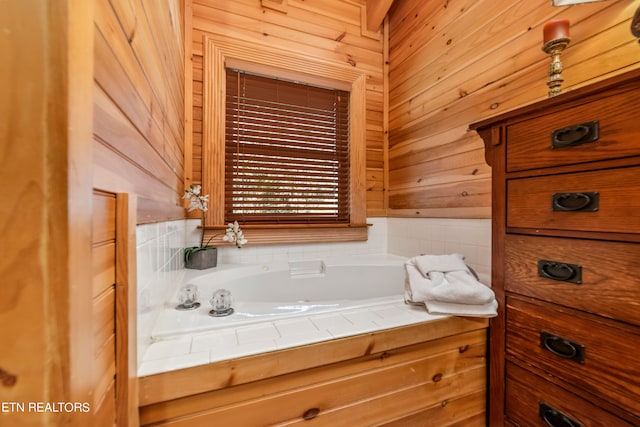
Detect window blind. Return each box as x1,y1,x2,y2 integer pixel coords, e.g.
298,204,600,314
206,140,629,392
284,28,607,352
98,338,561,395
225,68,350,224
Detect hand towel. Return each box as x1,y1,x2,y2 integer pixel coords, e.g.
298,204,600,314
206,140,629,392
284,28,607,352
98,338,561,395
426,270,495,305
404,260,431,303
420,299,498,318
404,255,497,318
414,253,468,275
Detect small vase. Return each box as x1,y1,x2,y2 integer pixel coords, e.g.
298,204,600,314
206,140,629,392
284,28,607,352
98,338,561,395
185,247,218,270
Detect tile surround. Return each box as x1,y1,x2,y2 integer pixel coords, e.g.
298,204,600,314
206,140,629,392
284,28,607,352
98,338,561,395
136,220,186,364
387,217,491,284
136,217,388,367
136,216,491,376
211,216,389,264
138,300,447,377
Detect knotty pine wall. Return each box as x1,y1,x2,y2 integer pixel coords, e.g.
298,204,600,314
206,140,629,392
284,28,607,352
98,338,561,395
188,0,387,216
92,0,185,422
387,0,640,219
94,0,186,221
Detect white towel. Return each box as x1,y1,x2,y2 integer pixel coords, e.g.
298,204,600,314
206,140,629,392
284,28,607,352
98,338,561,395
414,253,468,275
419,299,498,318
404,255,497,318
404,260,432,303
426,270,495,305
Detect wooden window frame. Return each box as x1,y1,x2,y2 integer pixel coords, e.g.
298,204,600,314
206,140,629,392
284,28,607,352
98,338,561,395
203,36,368,244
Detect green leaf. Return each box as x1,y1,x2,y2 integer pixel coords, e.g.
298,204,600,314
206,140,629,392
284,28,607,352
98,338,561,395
183,245,217,263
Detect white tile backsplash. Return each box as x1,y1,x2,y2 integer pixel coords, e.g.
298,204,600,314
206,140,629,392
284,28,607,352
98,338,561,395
136,219,187,365
216,217,388,264
387,217,491,285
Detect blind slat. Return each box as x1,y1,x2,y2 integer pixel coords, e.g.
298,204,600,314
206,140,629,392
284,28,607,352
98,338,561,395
224,138,349,155
227,162,346,174
225,68,350,224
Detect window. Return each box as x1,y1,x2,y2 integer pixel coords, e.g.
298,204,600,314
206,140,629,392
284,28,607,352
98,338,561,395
225,69,350,224
202,37,368,244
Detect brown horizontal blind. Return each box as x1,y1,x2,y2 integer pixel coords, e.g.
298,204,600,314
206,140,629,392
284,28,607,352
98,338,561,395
225,68,350,224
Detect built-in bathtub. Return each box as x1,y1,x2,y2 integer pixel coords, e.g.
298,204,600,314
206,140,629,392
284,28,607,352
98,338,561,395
153,254,410,334
137,254,489,425
139,254,456,376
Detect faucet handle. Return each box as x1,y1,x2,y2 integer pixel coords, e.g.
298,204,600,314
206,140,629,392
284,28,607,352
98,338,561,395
209,289,233,317
176,284,200,310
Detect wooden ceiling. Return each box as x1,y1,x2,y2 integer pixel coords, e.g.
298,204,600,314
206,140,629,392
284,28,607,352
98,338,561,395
260,0,395,32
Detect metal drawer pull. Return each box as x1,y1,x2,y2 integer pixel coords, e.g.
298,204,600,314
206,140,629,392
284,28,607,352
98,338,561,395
552,192,599,212
538,260,582,284
539,402,583,427
551,120,599,149
540,331,585,364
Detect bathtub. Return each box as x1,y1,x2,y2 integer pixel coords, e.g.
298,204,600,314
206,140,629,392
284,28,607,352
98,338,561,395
139,254,489,424
140,254,456,377
151,254,410,338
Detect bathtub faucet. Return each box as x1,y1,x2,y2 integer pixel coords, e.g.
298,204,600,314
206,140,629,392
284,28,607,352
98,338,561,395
176,284,200,311
209,289,234,317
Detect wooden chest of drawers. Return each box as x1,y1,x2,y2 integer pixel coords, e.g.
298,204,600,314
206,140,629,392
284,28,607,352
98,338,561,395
470,69,640,427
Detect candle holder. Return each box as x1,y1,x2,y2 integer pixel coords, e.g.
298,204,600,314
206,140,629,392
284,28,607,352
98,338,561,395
542,37,570,97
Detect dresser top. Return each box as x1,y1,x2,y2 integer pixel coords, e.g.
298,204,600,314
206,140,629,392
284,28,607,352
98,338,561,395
469,68,640,132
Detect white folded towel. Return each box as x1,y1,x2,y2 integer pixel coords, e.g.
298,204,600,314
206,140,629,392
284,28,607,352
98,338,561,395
426,270,495,305
414,253,468,275
418,299,498,318
404,254,497,318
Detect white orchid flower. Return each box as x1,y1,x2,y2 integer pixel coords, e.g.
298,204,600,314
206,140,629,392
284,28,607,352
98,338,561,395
222,220,248,248
182,185,248,251
182,184,209,212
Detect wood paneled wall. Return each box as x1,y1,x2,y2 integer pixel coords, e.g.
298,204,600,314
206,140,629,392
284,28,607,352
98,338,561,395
188,0,387,216
387,0,640,218
91,191,117,426
94,0,186,222
91,0,185,423
0,1,95,425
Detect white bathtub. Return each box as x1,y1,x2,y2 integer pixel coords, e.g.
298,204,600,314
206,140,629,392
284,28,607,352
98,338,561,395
151,254,408,338
139,254,454,377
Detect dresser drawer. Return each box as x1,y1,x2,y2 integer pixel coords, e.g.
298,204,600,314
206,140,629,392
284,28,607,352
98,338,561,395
506,362,634,427
504,234,640,325
505,89,639,172
506,297,640,416
507,166,640,234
